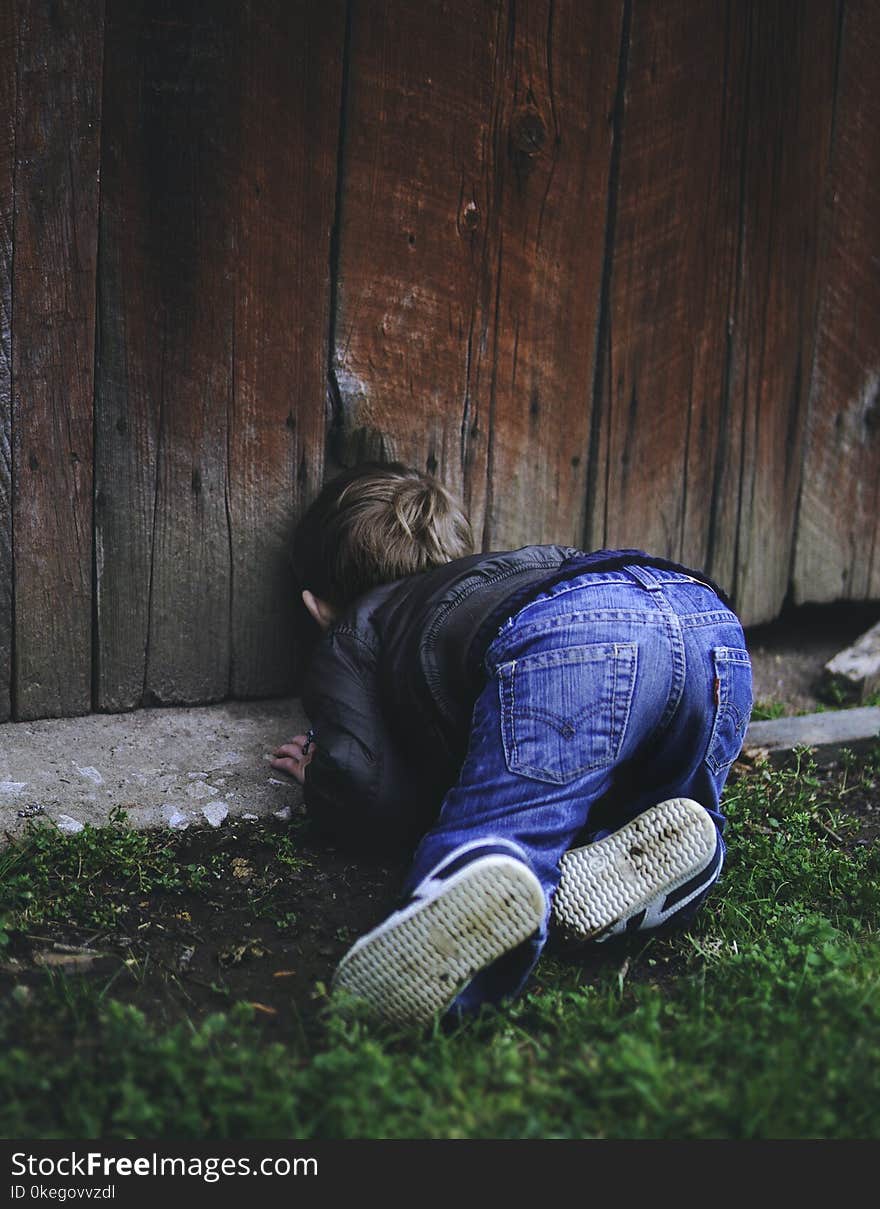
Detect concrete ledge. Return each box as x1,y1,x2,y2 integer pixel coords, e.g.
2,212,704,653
3,698,878,843
743,707,880,767
0,697,309,841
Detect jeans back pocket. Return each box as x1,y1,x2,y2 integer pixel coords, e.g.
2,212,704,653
705,647,753,776
497,642,638,784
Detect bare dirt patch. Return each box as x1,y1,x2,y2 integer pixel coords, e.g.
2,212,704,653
0,815,406,1044
747,601,880,713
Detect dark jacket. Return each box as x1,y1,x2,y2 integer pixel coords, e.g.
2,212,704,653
301,545,725,854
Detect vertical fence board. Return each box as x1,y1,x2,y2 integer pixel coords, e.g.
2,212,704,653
96,1,237,708
332,0,498,506
594,0,837,625
143,1,234,705
719,0,838,623
228,1,343,699
461,0,622,549
94,1,158,710
333,0,621,549
793,0,880,605
0,6,15,721
12,0,102,720
589,0,744,575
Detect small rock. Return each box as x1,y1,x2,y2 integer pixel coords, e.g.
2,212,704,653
273,806,292,822
16,803,45,819
162,805,190,830
202,801,229,828
56,814,85,834
74,765,104,786
185,781,213,800
821,618,880,704
0,781,27,796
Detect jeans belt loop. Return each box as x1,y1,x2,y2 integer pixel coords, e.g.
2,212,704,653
625,564,663,590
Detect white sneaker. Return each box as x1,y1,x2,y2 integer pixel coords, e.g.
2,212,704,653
552,798,722,943
332,846,545,1028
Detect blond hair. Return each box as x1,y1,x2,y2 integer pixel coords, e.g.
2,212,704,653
292,462,475,608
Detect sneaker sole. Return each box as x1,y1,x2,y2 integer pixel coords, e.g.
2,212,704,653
332,855,545,1028
552,797,718,941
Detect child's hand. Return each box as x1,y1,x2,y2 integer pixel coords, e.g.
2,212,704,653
270,733,317,786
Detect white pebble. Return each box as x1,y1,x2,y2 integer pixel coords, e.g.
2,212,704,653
202,801,229,828
162,805,190,831
185,780,213,800
56,814,85,834
74,765,104,786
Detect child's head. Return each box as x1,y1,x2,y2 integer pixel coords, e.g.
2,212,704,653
292,462,474,622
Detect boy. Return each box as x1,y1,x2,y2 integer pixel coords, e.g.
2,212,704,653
272,463,752,1027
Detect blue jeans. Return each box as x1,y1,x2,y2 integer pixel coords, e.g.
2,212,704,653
401,565,753,1011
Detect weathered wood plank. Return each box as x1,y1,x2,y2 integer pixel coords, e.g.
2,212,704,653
142,0,235,707
12,0,103,720
589,0,745,577
333,0,621,549
94,2,157,711
0,5,15,722
95,1,236,709
793,0,880,607
228,0,343,699
592,0,837,629
332,0,499,505
462,0,623,549
718,0,839,624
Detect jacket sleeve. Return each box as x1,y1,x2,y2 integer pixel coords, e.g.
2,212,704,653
300,624,432,855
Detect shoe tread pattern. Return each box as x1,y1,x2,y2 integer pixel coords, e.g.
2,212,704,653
552,798,716,939
333,857,544,1028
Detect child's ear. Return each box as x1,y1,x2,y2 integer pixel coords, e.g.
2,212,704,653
301,589,337,630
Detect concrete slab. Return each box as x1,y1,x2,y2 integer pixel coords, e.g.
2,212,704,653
3,695,878,844
0,697,309,842
742,706,880,767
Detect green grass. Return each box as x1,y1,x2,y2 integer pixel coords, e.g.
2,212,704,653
752,690,880,719
0,805,225,937
1,745,879,1139
751,698,788,721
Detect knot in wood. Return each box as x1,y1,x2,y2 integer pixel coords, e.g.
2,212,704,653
462,201,480,231
510,108,546,157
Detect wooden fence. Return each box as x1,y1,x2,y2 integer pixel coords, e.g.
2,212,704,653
1,0,878,722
